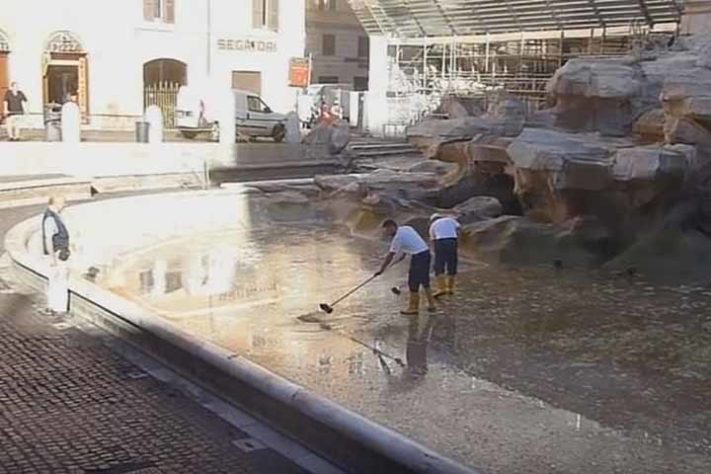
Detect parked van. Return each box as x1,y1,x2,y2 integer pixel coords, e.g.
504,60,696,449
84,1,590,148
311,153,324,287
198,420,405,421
176,86,287,142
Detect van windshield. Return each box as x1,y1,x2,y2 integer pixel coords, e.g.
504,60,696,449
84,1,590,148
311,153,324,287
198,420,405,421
247,96,270,113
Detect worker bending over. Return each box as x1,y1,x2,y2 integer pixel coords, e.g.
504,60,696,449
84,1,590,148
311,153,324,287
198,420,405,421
375,219,436,315
429,213,461,297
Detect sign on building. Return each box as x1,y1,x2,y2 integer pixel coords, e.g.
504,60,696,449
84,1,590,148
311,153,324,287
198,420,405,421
289,57,310,88
217,38,277,53
45,31,84,53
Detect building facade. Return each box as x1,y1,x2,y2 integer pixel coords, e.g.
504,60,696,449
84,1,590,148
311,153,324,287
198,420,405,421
349,0,684,137
305,0,369,90
0,0,305,129
680,0,711,34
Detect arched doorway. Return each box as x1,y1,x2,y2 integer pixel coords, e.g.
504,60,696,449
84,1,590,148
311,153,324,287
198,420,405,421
143,58,187,128
42,31,89,123
0,29,10,103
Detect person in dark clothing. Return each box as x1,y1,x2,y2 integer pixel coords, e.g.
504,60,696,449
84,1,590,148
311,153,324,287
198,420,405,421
3,82,28,141
42,196,70,315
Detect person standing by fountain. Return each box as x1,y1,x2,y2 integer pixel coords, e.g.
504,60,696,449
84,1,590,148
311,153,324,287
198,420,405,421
375,220,436,315
429,214,461,297
42,196,70,315
3,82,28,141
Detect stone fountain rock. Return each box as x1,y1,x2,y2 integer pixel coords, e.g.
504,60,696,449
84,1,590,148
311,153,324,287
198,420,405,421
315,34,711,275
453,196,503,224
406,97,525,160
303,119,350,156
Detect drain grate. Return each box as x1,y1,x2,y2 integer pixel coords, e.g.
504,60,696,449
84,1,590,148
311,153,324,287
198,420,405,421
51,322,72,331
83,460,157,473
232,437,267,453
125,369,149,380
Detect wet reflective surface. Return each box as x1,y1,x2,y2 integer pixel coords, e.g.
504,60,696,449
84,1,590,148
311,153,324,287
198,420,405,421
102,196,711,473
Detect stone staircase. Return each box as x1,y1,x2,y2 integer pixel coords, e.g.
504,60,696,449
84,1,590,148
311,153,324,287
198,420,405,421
347,138,422,159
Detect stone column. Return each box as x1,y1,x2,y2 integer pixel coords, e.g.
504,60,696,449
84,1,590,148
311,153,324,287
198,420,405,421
366,35,390,138
144,105,164,144
218,88,236,146
61,101,81,143
285,111,301,143
150,258,167,298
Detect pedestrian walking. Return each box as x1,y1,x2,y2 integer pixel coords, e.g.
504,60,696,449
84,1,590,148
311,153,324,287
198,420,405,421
42,196,71,315
429,213,461,297
375,219,436,315
3,82,28,141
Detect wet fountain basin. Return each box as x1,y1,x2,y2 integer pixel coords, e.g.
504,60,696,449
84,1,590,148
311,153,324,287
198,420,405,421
6,187,711,473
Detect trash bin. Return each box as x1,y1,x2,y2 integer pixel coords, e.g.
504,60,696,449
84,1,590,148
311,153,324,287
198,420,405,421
44,104,62,142
135,121,150,143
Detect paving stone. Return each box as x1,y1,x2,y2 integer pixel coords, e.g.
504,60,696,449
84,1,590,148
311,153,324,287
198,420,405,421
0,203,307,474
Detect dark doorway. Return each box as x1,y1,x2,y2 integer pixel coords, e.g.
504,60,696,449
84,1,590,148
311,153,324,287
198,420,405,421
143,58,187,86
46,65,79,104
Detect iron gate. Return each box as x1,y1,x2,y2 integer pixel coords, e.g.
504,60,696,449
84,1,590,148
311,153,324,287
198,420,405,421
144,81,180,129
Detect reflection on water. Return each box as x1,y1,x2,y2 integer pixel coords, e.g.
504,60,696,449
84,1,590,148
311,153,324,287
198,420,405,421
406,313,434,378
102,208,711,473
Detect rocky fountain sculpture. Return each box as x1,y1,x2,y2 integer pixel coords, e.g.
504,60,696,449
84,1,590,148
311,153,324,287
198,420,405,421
257,34,711,281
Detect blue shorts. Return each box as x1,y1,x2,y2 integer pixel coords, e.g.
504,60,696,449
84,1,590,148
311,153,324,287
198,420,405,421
408,250,431,292
434,238,458,276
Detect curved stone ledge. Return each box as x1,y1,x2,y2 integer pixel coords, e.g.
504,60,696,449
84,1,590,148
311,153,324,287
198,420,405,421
4,189,475,474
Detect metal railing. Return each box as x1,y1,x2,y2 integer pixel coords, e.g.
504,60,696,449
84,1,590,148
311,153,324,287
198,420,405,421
144,82,180,129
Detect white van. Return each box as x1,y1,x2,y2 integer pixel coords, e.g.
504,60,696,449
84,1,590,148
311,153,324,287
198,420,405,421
176,87,287,142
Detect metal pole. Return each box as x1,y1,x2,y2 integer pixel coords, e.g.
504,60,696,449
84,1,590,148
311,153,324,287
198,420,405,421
207,0,212,74
423,38,428,92
485,33,490,74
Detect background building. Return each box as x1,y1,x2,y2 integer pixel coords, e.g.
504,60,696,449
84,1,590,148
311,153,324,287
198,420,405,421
0,0,305,129
347,0,686,136
305,0,369,90
680,0,711,34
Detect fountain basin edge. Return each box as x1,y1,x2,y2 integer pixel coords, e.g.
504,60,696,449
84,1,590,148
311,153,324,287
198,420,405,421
3,191,477,474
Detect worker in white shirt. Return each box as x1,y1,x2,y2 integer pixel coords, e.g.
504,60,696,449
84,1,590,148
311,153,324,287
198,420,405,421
429,213,461,297
375,219,436,315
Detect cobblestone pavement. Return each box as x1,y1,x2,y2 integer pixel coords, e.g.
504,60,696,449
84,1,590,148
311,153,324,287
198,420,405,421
0,293,310,474
0,203,309,474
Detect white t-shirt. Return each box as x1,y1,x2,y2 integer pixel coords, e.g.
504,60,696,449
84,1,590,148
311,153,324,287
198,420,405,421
429,217,461,240
390,226,429,255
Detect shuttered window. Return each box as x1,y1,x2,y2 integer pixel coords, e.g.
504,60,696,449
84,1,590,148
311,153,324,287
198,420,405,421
144,0,175,24
358,36,369,58
253,0,279,31
322,34,335,56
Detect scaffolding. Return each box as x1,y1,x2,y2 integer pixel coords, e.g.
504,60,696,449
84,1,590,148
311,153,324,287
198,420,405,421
348,0,684,132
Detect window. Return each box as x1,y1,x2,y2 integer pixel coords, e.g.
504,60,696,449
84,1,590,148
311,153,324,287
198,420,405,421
318,0,337,11
232,71,262,95
318,76,339,84
144,0,175,24
353,76,368,91
247,96,270,113
322,34,335,56
358,36,369,58
253,0,279,31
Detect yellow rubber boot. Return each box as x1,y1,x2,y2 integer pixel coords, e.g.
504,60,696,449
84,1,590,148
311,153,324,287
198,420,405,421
424,288,437,312
432,275,448,298
400,292,419,316
446,275,456,295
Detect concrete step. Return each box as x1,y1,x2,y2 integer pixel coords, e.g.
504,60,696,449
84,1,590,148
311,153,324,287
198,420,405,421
0,176,93,209
348,142,415,150
352,149,422,158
